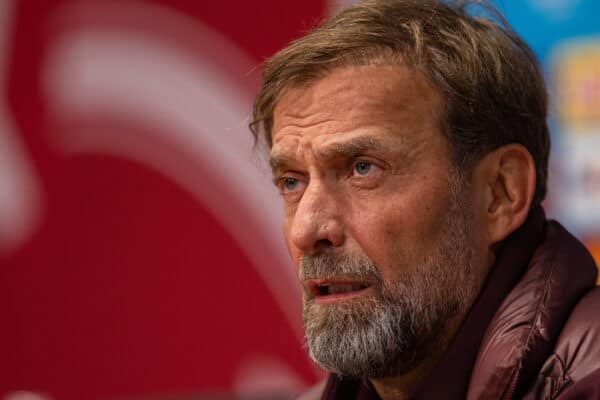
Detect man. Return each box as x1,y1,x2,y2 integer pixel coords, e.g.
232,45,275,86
250,1,600,399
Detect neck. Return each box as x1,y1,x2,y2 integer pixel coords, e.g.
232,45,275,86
370,363,431,400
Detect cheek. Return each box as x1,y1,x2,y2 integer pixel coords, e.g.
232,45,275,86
347,184,453,280
346,205,406,274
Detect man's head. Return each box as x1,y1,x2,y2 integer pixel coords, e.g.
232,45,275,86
251,0,548,382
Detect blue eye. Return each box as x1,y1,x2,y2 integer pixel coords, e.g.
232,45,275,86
354,161,372,176
283,177,299,191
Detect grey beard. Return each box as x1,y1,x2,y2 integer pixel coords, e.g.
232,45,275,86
301,179,478,379
302,254,461,379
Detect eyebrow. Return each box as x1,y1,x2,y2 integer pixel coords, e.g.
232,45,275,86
269,136,387,174
317,136,385,160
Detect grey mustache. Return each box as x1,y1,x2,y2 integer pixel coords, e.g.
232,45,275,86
300,252,383,282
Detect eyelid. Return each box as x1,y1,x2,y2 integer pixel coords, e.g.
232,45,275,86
272,168,299,184
350,157,386,173
275,171,308,194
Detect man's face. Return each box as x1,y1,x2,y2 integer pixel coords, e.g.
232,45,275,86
270,64,485,378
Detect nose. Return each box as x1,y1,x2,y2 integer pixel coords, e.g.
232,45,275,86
287,180,345,254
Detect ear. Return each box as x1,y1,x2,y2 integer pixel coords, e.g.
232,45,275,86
473,144,536,245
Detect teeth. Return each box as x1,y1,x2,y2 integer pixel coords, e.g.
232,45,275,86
320,284,366,295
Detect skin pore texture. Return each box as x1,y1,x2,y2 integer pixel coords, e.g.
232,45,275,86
269,64,534,400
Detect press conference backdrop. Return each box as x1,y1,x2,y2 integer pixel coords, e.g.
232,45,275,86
0,1,598,399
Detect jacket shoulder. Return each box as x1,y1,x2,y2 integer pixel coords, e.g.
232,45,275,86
525,287,600,399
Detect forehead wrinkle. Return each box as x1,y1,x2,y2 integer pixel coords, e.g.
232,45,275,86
269,134,314,175
273,82,348,132
274,118,340,135
273,70,390,137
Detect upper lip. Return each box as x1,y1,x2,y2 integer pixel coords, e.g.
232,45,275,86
306,279,373,297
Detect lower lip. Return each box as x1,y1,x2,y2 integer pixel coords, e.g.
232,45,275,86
314,286,371,304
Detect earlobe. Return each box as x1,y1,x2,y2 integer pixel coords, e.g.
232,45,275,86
480,144,536,245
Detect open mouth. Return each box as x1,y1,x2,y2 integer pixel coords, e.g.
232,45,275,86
307,280,372,303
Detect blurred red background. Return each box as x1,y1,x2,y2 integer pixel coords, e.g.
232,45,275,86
0,1,331,399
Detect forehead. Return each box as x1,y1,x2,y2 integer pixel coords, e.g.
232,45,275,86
271,64,443,152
